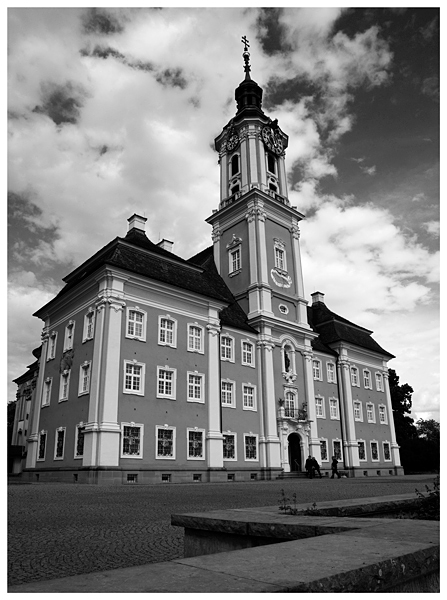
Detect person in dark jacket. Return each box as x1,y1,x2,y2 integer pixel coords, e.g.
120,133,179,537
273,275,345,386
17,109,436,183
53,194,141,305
311,457,322,478
305,455,313,478
331,456,341,479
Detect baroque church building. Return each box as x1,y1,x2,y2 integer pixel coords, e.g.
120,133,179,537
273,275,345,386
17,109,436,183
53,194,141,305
14,44,403,483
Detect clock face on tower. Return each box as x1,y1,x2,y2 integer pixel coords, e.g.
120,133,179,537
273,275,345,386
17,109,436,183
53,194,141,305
262,126,283,155
226,130,240,152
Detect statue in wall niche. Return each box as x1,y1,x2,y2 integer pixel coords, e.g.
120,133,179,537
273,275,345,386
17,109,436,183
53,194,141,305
284,348,291,372
60,349,74,373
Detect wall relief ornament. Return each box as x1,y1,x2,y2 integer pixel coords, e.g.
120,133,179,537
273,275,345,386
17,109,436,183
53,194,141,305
271,269,292,288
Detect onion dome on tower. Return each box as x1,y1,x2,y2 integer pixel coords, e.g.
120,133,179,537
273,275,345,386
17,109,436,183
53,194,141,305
234,36,264,117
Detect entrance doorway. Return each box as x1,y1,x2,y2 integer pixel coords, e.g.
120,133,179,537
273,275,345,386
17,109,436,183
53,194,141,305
288,433,302,472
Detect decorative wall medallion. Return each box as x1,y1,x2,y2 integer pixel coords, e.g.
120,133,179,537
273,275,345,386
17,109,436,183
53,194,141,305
279,304,289,314
271,269,292,288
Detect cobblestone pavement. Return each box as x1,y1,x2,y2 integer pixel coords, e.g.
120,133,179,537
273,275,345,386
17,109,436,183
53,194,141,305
8,475,436,587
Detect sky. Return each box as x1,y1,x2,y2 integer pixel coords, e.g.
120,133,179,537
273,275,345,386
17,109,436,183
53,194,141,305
7,6,440,423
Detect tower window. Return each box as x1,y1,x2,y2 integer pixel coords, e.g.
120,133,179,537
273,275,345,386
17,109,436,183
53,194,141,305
267,153,276,174
230,184,240,195
231,154,239,177
269,183,277,192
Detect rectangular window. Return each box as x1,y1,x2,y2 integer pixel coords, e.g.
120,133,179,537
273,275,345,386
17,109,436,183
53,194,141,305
122,424,143,458
351,367,359,387
327,363,336,383
157,367,176,399
315,396,325,418
284,392,296,418
42,378,52,407
83,311,95,342
64,321,75,351
127,309,146,341
229,247,241,273
275,247,285,271
221,381,235,407
379,405,387,424
124,361,145,395
241,341,254,366
329,398,339,420
79,362,91,395
54,428,66,460
358,440,366,461
242,384,256,411
188,429,205,460
363,370,371,389
370,441,379,461
313,360,321,380
376,372,384,391
188,325,203,353
320,439,328,462
187,373,204,403
38,431,47,461
383,442,391,461
75,425,85,458
244,435,258,461
366,403,376,423
220,336,234,361
159,317,176,347
353,400,363,421
333,440,342,461
59,370,71,402
47,332,57,360
223,433,236,460
156,426,175,459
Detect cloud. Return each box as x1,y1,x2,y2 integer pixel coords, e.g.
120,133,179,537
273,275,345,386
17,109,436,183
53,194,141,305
360,165,376,176
422,221,440,237
81,7,126,35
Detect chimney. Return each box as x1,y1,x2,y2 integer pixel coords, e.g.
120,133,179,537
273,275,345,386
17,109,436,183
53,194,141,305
311,291,325,305
127,214,147,233
157,239,174,252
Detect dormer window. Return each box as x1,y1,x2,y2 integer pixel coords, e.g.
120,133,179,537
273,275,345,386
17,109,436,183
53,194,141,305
231,154,240,177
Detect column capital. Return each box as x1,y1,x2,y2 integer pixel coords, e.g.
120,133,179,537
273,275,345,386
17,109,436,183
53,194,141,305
206,322,221,337
338,358,351,370
301,350,313,362
382,370,390,380
257,339,275,352
211,224,221,242
245,205,266,223
290,224,300,240
96,294,126,313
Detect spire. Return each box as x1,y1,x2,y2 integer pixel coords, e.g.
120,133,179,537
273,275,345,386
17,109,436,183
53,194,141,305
235,35,263,116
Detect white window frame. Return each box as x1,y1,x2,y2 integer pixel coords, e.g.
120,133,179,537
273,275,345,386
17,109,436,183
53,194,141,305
42,377,52,407
220,334,235,362
370,440,380,462
47,331,57,361
123,360,145,396
315,396,325,419
320,438,329,462
329,397,340,420
54,427,66,460
158,315,177,348
223,432,237,461
375,372,384,392
187,428,206,461
313,359,322,381
59,369,71,402
120,422,144,459
274,240,287,272
228,246,242,275
126,307,147,342
37,430,47,461
187,371,205,404
284,390,297,418
281,341,296,376
363,369,372,389
326,362,336,383
157,366,177,400
353,400,363,422
241,340,255,367
83,309,95,342
74,424,86,459
350,366,359,387
242,383,257,411
221,379,236,408
244,433,259,462
187,323,204,354
78,361,91,396
332,439,342,461
357,440,367,461
378,404,388,424
366,402,376,423
156,425,176,460
382,441,392,462
63,320,75,352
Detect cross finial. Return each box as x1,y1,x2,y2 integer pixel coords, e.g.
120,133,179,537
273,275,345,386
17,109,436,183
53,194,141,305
241,35,251,79
241,35,250,51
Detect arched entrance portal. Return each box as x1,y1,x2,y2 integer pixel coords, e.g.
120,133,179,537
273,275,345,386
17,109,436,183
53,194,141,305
288,433,302,472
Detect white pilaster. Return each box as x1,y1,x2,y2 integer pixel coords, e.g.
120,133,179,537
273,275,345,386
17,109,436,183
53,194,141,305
256,342,267,468
302,351,322,462
258,338,281,467
338,359,360,468
206,320,224,467
212,223,221,275
383,370,402,467
248,130,258,186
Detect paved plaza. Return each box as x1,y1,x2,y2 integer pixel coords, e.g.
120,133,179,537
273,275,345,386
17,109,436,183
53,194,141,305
8,475,435,588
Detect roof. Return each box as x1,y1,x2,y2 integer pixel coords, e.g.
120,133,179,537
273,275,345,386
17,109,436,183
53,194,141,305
307,302,394,359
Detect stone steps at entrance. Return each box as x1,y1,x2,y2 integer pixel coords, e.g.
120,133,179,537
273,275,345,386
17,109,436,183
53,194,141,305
276,472,309,479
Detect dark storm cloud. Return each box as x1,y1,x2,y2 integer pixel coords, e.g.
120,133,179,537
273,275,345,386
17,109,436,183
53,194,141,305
256,8,290,55
421,76,439,102
33,82,88,126
82,8,125,35
155,68,187,89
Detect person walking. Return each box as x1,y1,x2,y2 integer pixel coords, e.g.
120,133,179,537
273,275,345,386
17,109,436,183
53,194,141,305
331,456,341,479
305,455,313,478
311,457,322,478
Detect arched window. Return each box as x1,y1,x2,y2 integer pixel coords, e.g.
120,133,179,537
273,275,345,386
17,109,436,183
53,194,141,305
267,153,276,174
231,154,239,177
231,184,240,195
